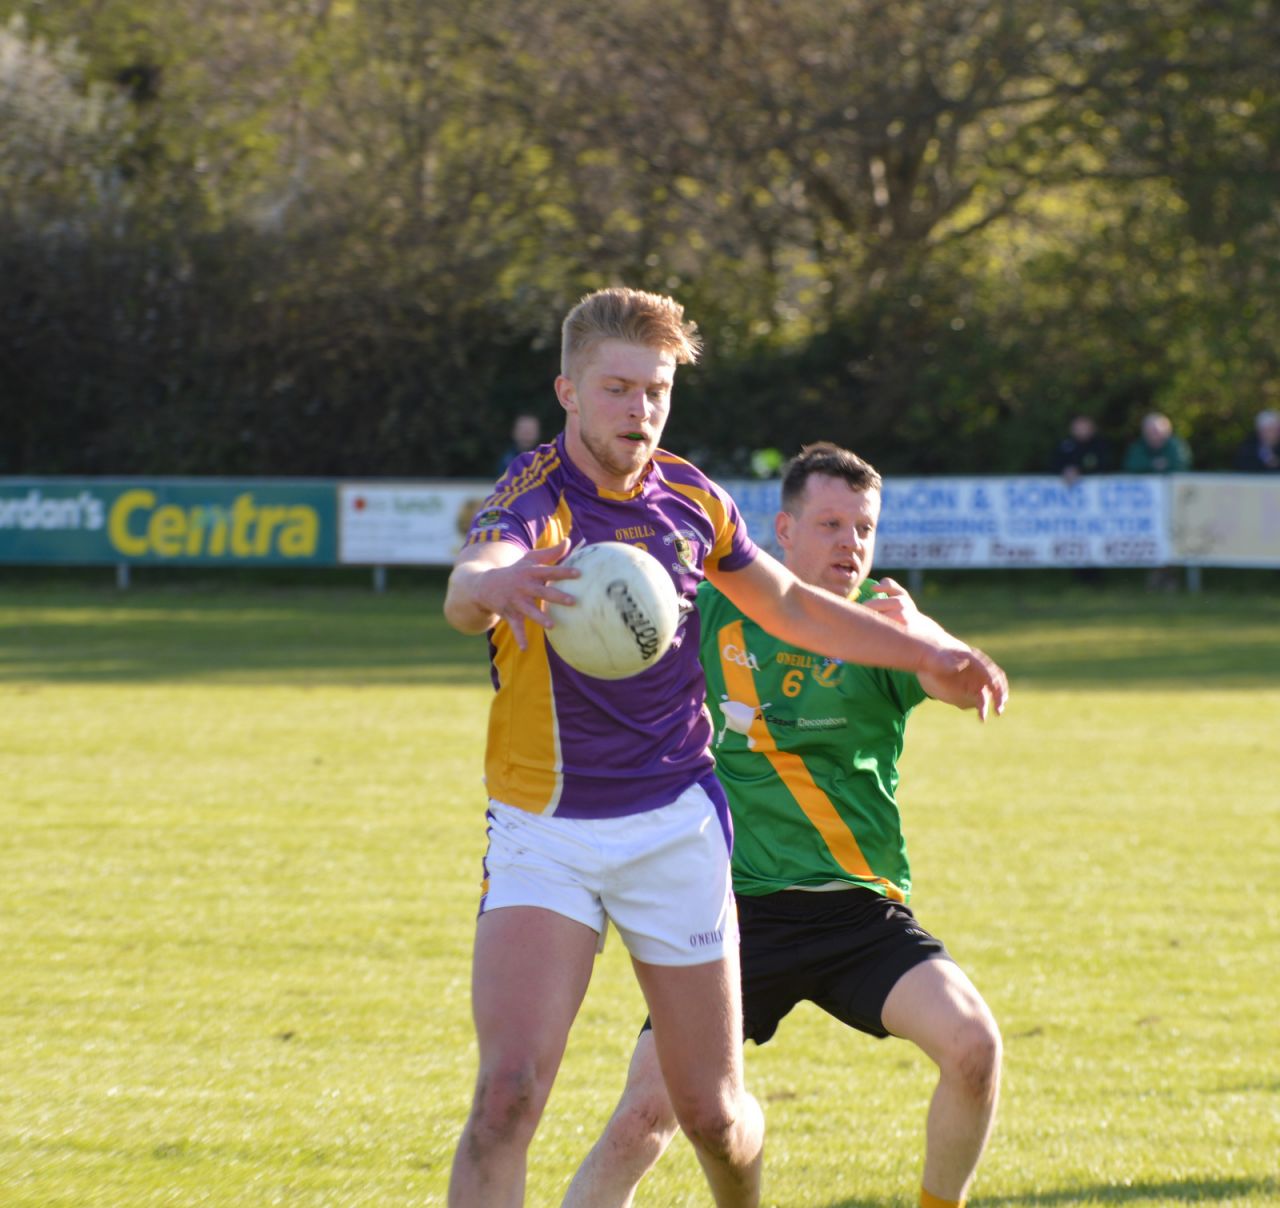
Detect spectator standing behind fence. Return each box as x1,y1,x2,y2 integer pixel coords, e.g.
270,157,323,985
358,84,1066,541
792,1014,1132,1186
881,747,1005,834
1232,409,1280,473
1123,412,1191,592
494,413,542,477
1051,414,1113,484
1051,415,1112,585
1122,412,1192,474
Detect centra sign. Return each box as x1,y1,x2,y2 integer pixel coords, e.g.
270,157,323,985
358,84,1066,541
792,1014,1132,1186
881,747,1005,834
0,480,337,566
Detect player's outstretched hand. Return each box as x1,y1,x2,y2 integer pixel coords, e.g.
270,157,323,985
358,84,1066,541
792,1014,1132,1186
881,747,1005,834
474,538,580,650
864,579,1006,719
920,644,1009,721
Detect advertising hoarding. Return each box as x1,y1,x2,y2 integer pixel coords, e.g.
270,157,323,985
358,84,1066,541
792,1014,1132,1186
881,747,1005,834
0,480,336,566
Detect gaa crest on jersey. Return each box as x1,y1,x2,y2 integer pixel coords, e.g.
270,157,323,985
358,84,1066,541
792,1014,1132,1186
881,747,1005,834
664,528,700,572
473,509,505,530
721,642,761,671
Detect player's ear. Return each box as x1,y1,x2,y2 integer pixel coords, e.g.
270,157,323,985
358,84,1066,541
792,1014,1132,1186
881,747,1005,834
554,374,577,415
774,509,793,551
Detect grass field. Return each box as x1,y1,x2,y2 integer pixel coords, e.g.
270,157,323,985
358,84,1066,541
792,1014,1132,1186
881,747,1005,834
2,572,1278,1207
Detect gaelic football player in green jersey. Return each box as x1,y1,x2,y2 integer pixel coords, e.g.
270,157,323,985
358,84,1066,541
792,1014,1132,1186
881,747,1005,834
564,443,1005,1208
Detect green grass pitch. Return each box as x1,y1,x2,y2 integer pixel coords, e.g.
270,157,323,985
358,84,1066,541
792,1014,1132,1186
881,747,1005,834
1,573,1277,1207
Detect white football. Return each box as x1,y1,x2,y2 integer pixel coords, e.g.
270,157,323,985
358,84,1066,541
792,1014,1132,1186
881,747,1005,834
545,541,680,680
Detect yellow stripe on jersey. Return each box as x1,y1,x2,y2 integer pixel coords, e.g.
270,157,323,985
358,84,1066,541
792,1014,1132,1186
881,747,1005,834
483,492,574,814
716,619,906,902
662,475,738,568
597,484,644,501
486,623,563,812
490,447,563,510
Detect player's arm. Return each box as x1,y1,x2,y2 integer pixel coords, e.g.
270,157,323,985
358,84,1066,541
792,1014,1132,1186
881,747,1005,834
862,577,999,712
443,537,576,649
708,552,1007,720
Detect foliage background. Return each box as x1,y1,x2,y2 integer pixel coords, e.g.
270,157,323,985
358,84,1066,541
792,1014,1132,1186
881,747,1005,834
2,1,1277,478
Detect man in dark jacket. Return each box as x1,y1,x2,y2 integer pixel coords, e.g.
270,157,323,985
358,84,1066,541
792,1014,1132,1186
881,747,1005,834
1051,414,1113,483
1233,409,1280,472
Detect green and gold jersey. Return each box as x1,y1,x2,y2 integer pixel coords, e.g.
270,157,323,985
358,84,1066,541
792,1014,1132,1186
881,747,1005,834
697,579,928,900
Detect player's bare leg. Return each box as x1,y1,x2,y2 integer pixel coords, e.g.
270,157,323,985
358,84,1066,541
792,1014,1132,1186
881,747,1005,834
449,906,598,1208
561,1030,678,1207
631,949,763,1208
881,960,1001,1204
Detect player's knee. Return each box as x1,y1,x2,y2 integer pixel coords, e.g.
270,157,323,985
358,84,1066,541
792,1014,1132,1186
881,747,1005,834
468,1062,546,1148
947,1014,1002,1105
610,1089,680,1159
675,1093,745,1162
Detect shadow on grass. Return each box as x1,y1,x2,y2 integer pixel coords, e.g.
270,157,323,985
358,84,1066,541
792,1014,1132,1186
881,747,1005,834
0,584,493,686
819,1175,1278,1207
912,582,1280,688
1,579,1278,687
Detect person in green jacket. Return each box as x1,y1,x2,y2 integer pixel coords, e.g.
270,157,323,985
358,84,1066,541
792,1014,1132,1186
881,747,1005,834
563,443,1006,1208
1123,412,1192,589
1122,411,1192,473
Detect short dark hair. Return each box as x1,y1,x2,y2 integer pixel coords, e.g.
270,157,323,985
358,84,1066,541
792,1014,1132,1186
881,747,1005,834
780,443,882,513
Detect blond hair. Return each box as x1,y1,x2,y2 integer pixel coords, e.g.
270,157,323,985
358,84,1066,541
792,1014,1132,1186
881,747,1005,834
560,287,702,378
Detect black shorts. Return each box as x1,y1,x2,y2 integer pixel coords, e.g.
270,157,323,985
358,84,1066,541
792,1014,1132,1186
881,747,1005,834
738,886,950,1044
640,885,951,1044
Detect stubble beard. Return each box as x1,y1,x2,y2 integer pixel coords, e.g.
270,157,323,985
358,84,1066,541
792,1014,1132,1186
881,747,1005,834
580,426,649,484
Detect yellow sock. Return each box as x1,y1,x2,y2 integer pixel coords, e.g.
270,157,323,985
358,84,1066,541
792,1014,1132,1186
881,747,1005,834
920,1190,963,1208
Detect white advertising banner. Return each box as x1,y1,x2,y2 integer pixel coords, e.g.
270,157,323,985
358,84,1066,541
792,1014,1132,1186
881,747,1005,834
874,475,1172,568
338,482,493,565
337,474,1280,569
724,474,1172,569
1170,474,1280,566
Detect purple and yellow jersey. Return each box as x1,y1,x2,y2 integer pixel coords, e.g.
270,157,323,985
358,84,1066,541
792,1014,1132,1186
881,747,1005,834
463,433,759,819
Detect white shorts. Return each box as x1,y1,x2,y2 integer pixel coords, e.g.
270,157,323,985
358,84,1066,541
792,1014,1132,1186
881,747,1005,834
480,781,737,966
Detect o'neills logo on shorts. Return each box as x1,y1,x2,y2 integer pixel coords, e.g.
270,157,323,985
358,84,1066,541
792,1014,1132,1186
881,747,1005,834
689,929,723,948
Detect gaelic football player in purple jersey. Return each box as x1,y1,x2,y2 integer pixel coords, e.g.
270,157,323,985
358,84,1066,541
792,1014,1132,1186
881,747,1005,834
443,288,1008,1207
